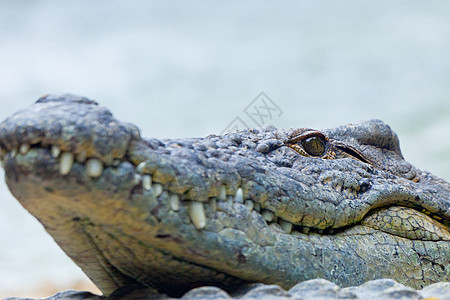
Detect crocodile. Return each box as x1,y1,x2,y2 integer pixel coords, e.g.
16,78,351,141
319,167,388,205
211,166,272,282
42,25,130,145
0,94,449,298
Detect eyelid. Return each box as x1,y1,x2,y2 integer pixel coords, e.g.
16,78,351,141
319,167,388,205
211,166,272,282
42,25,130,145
288,130,329,144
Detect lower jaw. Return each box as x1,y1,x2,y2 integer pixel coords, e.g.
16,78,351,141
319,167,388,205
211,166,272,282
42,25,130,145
77,218,249,297
2,149,250,296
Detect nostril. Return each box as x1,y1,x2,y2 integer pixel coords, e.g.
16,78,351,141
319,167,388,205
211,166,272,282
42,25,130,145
36,93,99,106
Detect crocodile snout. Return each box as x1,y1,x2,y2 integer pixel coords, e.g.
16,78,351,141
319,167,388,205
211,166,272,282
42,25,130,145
0,94,140,166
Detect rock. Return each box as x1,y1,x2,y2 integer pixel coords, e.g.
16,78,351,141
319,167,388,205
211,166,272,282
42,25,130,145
181,287,231,299
4,290,104,300
5,280,450,300
419,282,450,300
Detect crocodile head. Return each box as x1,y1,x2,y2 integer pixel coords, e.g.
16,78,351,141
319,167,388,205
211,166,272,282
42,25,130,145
0,94,449,297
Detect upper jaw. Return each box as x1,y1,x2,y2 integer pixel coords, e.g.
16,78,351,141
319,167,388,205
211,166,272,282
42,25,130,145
1,94,449,230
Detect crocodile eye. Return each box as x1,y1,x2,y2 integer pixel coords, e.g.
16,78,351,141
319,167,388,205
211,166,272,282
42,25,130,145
301,136,325,156
287,129,330,158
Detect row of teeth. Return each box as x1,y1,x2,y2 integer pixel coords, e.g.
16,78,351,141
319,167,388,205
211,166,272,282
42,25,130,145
1,144,108,178
135,161,336,235
182,187,336,235
1,143,334,236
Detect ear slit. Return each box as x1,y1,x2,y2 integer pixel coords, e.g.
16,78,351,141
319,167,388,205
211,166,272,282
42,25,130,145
333,143,378,167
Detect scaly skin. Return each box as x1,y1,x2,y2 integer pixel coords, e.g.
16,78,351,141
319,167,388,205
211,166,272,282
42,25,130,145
0,94,449,297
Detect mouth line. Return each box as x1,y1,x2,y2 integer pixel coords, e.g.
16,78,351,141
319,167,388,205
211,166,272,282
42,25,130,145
2,142,448,240
1,143,354,237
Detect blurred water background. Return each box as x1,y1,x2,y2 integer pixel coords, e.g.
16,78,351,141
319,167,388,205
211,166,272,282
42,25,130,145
0,1,449,297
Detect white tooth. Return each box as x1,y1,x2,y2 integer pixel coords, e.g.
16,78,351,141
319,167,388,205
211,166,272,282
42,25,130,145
76,150,87,163
227,196,233,207
218,186,226,201
302,227,310,234
234,188,243,203
59,152,74,175
269,223,282,232
189,202,206,229
169,194,180,211
153,183,163,197
210,197,217,212
11,148,17,157
279,220,293,234
112,159,121,167
136,162,147,174
142,175,152,190
262,210,274,222
51,145,61,158
244,199,254,211
133,174,142,185
19,144,30,154
86,158,103,178
254,202,261,212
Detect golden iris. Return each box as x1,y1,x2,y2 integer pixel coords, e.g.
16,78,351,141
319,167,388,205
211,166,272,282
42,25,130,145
300,136,325,156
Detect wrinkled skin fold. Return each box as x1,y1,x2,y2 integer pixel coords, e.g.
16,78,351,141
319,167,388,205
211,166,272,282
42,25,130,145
0,94,448,297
